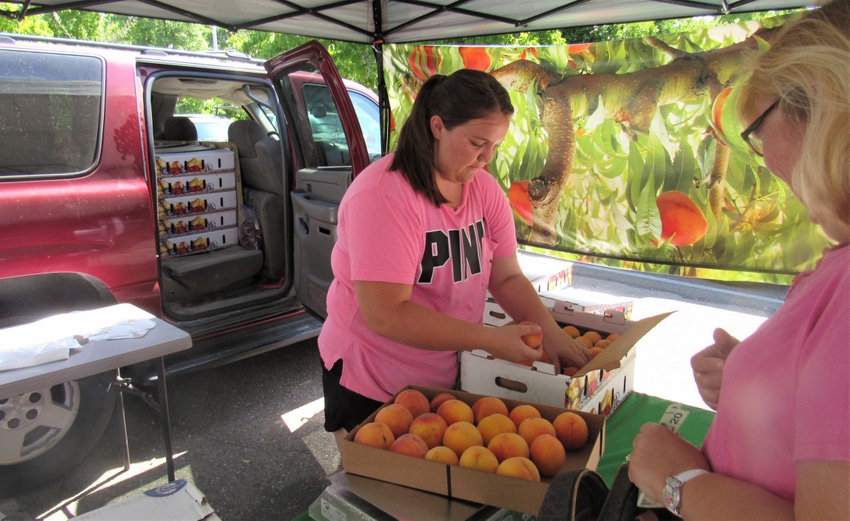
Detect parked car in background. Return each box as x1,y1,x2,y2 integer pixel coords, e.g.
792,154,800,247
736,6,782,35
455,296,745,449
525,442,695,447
0,35,369,493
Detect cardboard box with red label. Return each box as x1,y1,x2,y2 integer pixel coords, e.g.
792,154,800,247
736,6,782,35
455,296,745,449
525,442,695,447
467,297,672,415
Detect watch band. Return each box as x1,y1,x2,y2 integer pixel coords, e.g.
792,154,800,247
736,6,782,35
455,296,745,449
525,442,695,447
664,468,709,517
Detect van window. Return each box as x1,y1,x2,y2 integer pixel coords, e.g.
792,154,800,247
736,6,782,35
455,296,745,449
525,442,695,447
302,82,351,167
0,50,102,179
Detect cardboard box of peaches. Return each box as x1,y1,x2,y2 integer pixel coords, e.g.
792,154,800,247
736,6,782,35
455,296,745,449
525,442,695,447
341,386,605,515
463,297,673,416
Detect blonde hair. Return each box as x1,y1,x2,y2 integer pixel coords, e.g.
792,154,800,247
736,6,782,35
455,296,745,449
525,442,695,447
738,0,850,242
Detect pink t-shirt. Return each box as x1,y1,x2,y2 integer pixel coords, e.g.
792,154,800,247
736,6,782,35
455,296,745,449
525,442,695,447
702,244,850,501
318,153,519,402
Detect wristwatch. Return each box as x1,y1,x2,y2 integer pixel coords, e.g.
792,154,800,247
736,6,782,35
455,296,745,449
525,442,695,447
663,468,709,517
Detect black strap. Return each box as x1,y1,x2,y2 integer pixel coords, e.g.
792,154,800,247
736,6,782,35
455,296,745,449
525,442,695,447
538,467,610,521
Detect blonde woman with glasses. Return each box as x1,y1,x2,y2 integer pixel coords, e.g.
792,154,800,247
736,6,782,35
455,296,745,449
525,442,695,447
628,1,850,519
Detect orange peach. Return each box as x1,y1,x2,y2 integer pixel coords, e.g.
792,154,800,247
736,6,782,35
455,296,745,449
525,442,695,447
477,413,516,445
374,403,414,438
519,320,543,348
589,346,604,358
562,366,579,377
487,432,530,462
394,388,431,419
430,392,456,413
584,330,602,344
408,412,448,449
472,396,509,424
437,399,475,425
574,336,594,349
459,445,499,473
496,457,541,482
389,433,429,458
553,411,589,450
517,417,557,447
606,333,620,341
353,422,394,450
656,190,708,247
443,421,484,457
509,404,542,430
562,325,581,338
425,446,459,465
594,339,612,349
530,433,567,477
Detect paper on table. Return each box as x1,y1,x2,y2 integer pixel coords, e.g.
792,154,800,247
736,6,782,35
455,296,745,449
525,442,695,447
0,311,156,372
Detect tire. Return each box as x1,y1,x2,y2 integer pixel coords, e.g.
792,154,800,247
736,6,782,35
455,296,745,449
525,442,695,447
0,371,117,496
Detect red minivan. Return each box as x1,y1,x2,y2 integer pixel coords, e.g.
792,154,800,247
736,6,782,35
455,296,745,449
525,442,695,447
0,35,370,491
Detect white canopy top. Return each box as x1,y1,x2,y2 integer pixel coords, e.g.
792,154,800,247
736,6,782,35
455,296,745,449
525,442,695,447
3,0,813,43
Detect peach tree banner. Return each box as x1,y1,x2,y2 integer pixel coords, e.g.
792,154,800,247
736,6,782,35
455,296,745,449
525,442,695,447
383,15,830,279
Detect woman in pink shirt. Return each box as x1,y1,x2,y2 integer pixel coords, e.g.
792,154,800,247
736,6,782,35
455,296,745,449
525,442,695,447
319,69,591,433
628,1,850,519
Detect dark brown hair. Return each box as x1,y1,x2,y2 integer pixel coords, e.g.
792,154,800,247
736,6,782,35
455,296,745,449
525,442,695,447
390,69,514,206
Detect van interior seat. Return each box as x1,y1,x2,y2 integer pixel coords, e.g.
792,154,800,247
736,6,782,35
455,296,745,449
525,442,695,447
229,120,287,282
159,116,198,142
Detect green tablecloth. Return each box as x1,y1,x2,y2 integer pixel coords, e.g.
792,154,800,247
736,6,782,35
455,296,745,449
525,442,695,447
595,392,715,487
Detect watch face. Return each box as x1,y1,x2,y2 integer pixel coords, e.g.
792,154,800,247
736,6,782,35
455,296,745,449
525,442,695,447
664,479,682,514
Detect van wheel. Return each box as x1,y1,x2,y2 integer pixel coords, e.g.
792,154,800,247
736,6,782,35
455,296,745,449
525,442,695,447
0,371,116,497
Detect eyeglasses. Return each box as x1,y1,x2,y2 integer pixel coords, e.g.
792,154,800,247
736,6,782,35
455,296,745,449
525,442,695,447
740,99,780,156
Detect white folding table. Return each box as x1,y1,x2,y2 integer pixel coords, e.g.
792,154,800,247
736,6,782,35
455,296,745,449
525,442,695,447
0,303,192,483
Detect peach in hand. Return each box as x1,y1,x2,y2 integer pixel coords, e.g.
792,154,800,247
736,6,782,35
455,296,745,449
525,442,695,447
519,320,543,348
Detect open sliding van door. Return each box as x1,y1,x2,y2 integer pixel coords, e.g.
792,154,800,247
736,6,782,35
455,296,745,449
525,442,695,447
265,41,371,321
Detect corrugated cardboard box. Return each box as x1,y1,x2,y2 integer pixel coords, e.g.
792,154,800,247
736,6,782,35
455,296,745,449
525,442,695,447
516,250,573,292
540,287,634,319
340,386,605,516
74,480,219,521
154,144,236,177
465,306,673,413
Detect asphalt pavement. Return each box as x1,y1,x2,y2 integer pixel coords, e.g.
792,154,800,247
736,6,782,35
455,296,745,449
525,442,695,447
0,260,788,520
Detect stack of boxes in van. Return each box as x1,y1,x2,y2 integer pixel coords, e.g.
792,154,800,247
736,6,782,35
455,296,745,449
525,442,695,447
155,144,241,258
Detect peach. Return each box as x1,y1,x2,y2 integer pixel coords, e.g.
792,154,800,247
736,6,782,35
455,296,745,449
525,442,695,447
487,432,530,462
477,413,516,445
589,346,604,358
425,446,459,465
509,404,542,430
374,403,414,438
553,411,589,450
607,333,620,341
508,181,533,227
443,421,483,457
517,417,557,447
472,396,509,424
519,320,543,348
408,412,448,449
459,445,499,473
584,331,602,344
437,399,475,425
574,336,594,349
562,366,579,377
530,433,567,477
430,392,456,413
353,422,394,450
562,325,581,338
594,339,612,349
389,433,429,458
656,190,708,247
394,388,431,419
496,457,541,482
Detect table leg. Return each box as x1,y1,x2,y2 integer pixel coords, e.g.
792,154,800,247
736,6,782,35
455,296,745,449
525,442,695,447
156,357,176,482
